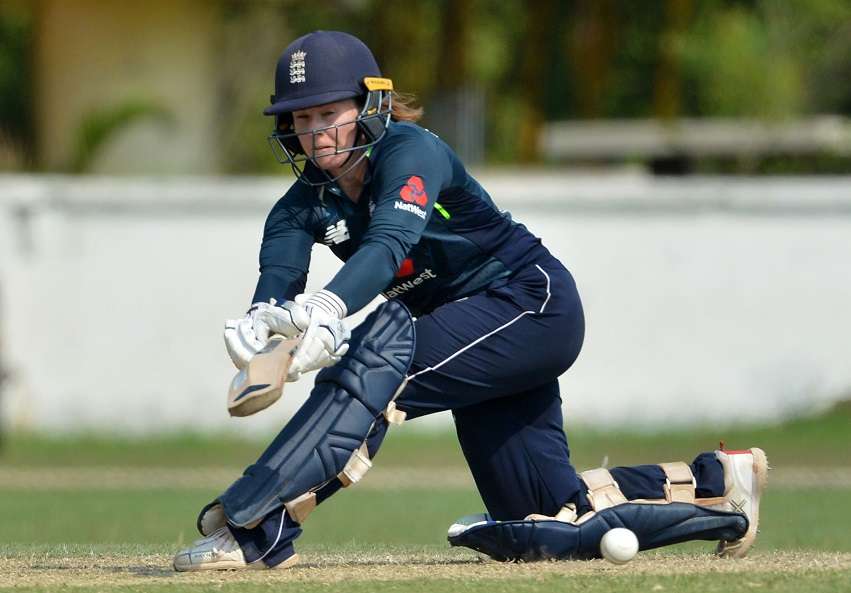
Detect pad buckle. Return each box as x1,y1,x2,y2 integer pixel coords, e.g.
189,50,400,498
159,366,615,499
384,401,407,425
554,503,578,523
659,461,697,504
580,468,627,511
284,492,317,524
338,443,372,487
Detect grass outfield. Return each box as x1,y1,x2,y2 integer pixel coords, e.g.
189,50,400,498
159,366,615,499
0,402,849,591
2,399,849,469
1,488,850,551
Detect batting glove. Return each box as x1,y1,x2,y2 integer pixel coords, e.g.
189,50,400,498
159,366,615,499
286,290,350,382
223,301,277,369
253,299,308,338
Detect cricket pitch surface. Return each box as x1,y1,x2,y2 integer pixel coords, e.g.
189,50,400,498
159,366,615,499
2,550,849,592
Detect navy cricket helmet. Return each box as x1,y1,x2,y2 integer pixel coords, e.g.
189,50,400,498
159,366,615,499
265,30,394,185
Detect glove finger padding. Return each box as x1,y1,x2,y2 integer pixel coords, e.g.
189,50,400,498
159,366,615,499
253,316,271,343
224,313,270,370
256,300,310,339
237,317,265,351
225,300,301,371
289,318,351,378
224,322,247,369
330,341,349,362
224,319,255,370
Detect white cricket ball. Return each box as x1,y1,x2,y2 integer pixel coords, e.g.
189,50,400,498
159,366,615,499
600,528,639,564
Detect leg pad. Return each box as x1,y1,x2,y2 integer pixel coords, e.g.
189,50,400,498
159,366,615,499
448,502,748,562
204,300,415,530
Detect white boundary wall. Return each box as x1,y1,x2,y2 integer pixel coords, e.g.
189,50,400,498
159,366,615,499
1,172,850,434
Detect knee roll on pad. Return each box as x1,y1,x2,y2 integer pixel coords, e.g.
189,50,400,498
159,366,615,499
207,300,415,530
448,502,748,562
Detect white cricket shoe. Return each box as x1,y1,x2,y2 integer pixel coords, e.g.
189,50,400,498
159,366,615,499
172,526,298,571
714,447,769,558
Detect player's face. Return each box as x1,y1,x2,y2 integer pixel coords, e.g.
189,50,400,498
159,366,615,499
292,99,360,172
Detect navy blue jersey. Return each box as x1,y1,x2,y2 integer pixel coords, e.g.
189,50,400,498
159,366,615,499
253,121,552,316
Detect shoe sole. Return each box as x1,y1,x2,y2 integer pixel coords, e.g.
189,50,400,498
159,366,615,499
717,447,768,558
174,557,250,571
174,553,300,572
269,553,300,570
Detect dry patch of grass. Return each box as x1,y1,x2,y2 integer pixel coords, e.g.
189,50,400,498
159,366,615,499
1,550,848,589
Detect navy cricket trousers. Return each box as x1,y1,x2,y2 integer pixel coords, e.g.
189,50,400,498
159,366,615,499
396,256,585,518
397,255,723,519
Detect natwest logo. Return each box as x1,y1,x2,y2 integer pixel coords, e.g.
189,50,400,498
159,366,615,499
394,200,426,219
383,268,437,299
400,176,427,206
396,258,415,277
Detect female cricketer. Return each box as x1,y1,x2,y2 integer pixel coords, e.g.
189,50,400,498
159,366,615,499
173,31,766,571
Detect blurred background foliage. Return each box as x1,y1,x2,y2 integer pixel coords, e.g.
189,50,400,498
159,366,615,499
67,100,175,173
1,0,850,173
0,4,33,170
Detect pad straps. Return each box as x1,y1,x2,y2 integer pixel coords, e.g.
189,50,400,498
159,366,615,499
579,462,697,511
284,492,317,524
383,400,407,425
659,461,696,504
339,442,372,486
580,468,627,510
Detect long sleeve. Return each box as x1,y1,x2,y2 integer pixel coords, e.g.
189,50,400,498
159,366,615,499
251,191,315,305
325,132,450,314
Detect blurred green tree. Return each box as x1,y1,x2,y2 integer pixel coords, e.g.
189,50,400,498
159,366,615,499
0,5,34,169
67,100,174,173
680,3,803,118
3,0,851,172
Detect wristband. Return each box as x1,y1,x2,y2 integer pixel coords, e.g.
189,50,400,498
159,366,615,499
304,289,347,319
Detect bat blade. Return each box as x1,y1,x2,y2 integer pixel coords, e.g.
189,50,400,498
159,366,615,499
227,336,300,417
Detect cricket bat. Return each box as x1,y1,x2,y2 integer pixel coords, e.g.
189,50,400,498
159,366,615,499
227,335,300,417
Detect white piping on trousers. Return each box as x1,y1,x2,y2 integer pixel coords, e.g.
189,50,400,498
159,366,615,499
407,264,551,381
249,505,287,565
537,263,551,313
